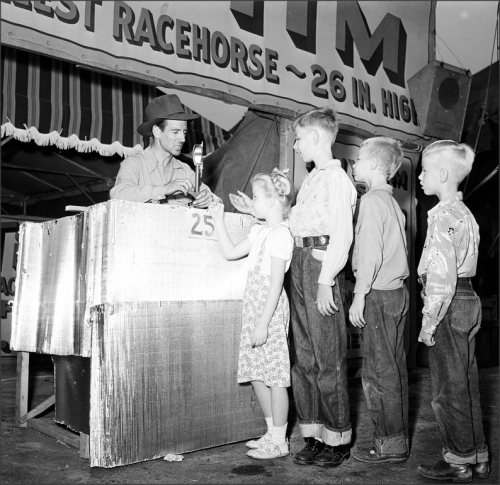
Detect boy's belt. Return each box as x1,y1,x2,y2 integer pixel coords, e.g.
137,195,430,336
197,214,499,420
294,235,330,248
419,274,471,285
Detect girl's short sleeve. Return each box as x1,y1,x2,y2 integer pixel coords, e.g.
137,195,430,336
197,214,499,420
268,225,294,262
247,223,264,244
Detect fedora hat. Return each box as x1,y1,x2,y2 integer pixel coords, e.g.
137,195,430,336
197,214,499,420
137,94,200,136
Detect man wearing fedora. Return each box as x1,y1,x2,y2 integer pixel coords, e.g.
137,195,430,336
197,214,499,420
110,94,217,207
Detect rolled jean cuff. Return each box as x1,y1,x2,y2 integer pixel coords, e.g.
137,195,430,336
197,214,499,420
374,431,408,455
477,446,489,464
299,422,324,439
322,424,352,446
442,447,479,465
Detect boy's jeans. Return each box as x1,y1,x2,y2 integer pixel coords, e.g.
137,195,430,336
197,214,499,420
290,247,352,446
362,286,409,455
424,278,489,465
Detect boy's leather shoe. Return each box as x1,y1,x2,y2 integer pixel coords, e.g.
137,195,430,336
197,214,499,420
293,438,324,465
314,444,350,467
417,460,472,483
472,461,490,479
352,447,407,464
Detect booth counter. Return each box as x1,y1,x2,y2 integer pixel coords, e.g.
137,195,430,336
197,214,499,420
11,200,266,468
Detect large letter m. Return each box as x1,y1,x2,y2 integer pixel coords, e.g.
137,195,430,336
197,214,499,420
336,2,407,88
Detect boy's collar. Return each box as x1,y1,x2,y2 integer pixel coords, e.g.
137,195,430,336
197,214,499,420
429,191,463,215
313,159,341,170
366,183,393,194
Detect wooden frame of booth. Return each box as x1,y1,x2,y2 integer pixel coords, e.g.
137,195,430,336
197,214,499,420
15,351,90,458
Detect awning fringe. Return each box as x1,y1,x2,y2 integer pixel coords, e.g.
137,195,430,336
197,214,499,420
1,122,143,157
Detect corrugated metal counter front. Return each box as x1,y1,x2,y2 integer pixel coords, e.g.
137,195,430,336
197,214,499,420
11,200,266,467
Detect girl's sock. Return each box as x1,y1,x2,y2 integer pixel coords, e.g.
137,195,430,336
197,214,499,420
271,422,287,446
265,416,274,437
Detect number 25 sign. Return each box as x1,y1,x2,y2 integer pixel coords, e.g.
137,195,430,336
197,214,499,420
187,209,217,241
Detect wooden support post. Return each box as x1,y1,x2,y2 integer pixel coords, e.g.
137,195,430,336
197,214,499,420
18,394,55,424
80,433,90,459
27,418,80,448
15,351,29,428
14,351,90,459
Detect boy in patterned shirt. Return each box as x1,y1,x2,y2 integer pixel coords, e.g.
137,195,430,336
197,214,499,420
417,140,489,483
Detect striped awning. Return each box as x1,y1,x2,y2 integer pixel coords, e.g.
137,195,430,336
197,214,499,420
1,46,229,157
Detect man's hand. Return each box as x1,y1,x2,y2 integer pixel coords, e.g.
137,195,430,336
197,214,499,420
192,189,213,208
317,283,338,317
349,293,366,328
418,329,435,347
164,178,194,196
229,190,254,215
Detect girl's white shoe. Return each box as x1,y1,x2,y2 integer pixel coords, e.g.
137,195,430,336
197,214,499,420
246,440,290,460
245,433,272,450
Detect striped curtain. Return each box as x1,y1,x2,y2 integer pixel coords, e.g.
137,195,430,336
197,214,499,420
1,46,229,157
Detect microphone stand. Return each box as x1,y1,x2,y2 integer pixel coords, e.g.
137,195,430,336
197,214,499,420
193,142,204,193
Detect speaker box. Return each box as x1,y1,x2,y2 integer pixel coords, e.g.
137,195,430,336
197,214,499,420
408,60,472,141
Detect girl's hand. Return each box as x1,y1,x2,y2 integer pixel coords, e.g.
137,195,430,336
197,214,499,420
229,191,254,215
251,323,268,347
317,283,338,316
208,200,224,220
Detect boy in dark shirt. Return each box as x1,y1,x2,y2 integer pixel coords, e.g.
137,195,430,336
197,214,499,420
348,137,410,464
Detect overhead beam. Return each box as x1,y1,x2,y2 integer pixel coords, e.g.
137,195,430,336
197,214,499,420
1,135,14,146
2,181,110,206
1,186,25,198
65,173,97,204
2,163,107,180
20,172,64,192
53,152,110,179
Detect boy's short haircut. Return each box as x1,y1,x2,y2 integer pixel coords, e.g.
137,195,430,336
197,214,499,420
293,106,339,140
423,140,475,182
361,136,403,180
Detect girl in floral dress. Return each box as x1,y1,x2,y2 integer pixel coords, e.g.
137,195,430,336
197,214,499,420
208,168,295,460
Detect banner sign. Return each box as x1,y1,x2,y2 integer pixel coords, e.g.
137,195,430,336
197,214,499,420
1,1,435,142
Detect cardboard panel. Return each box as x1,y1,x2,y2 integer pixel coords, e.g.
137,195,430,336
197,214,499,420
11,201,255,356
89,301,265,468
11,213,87,355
